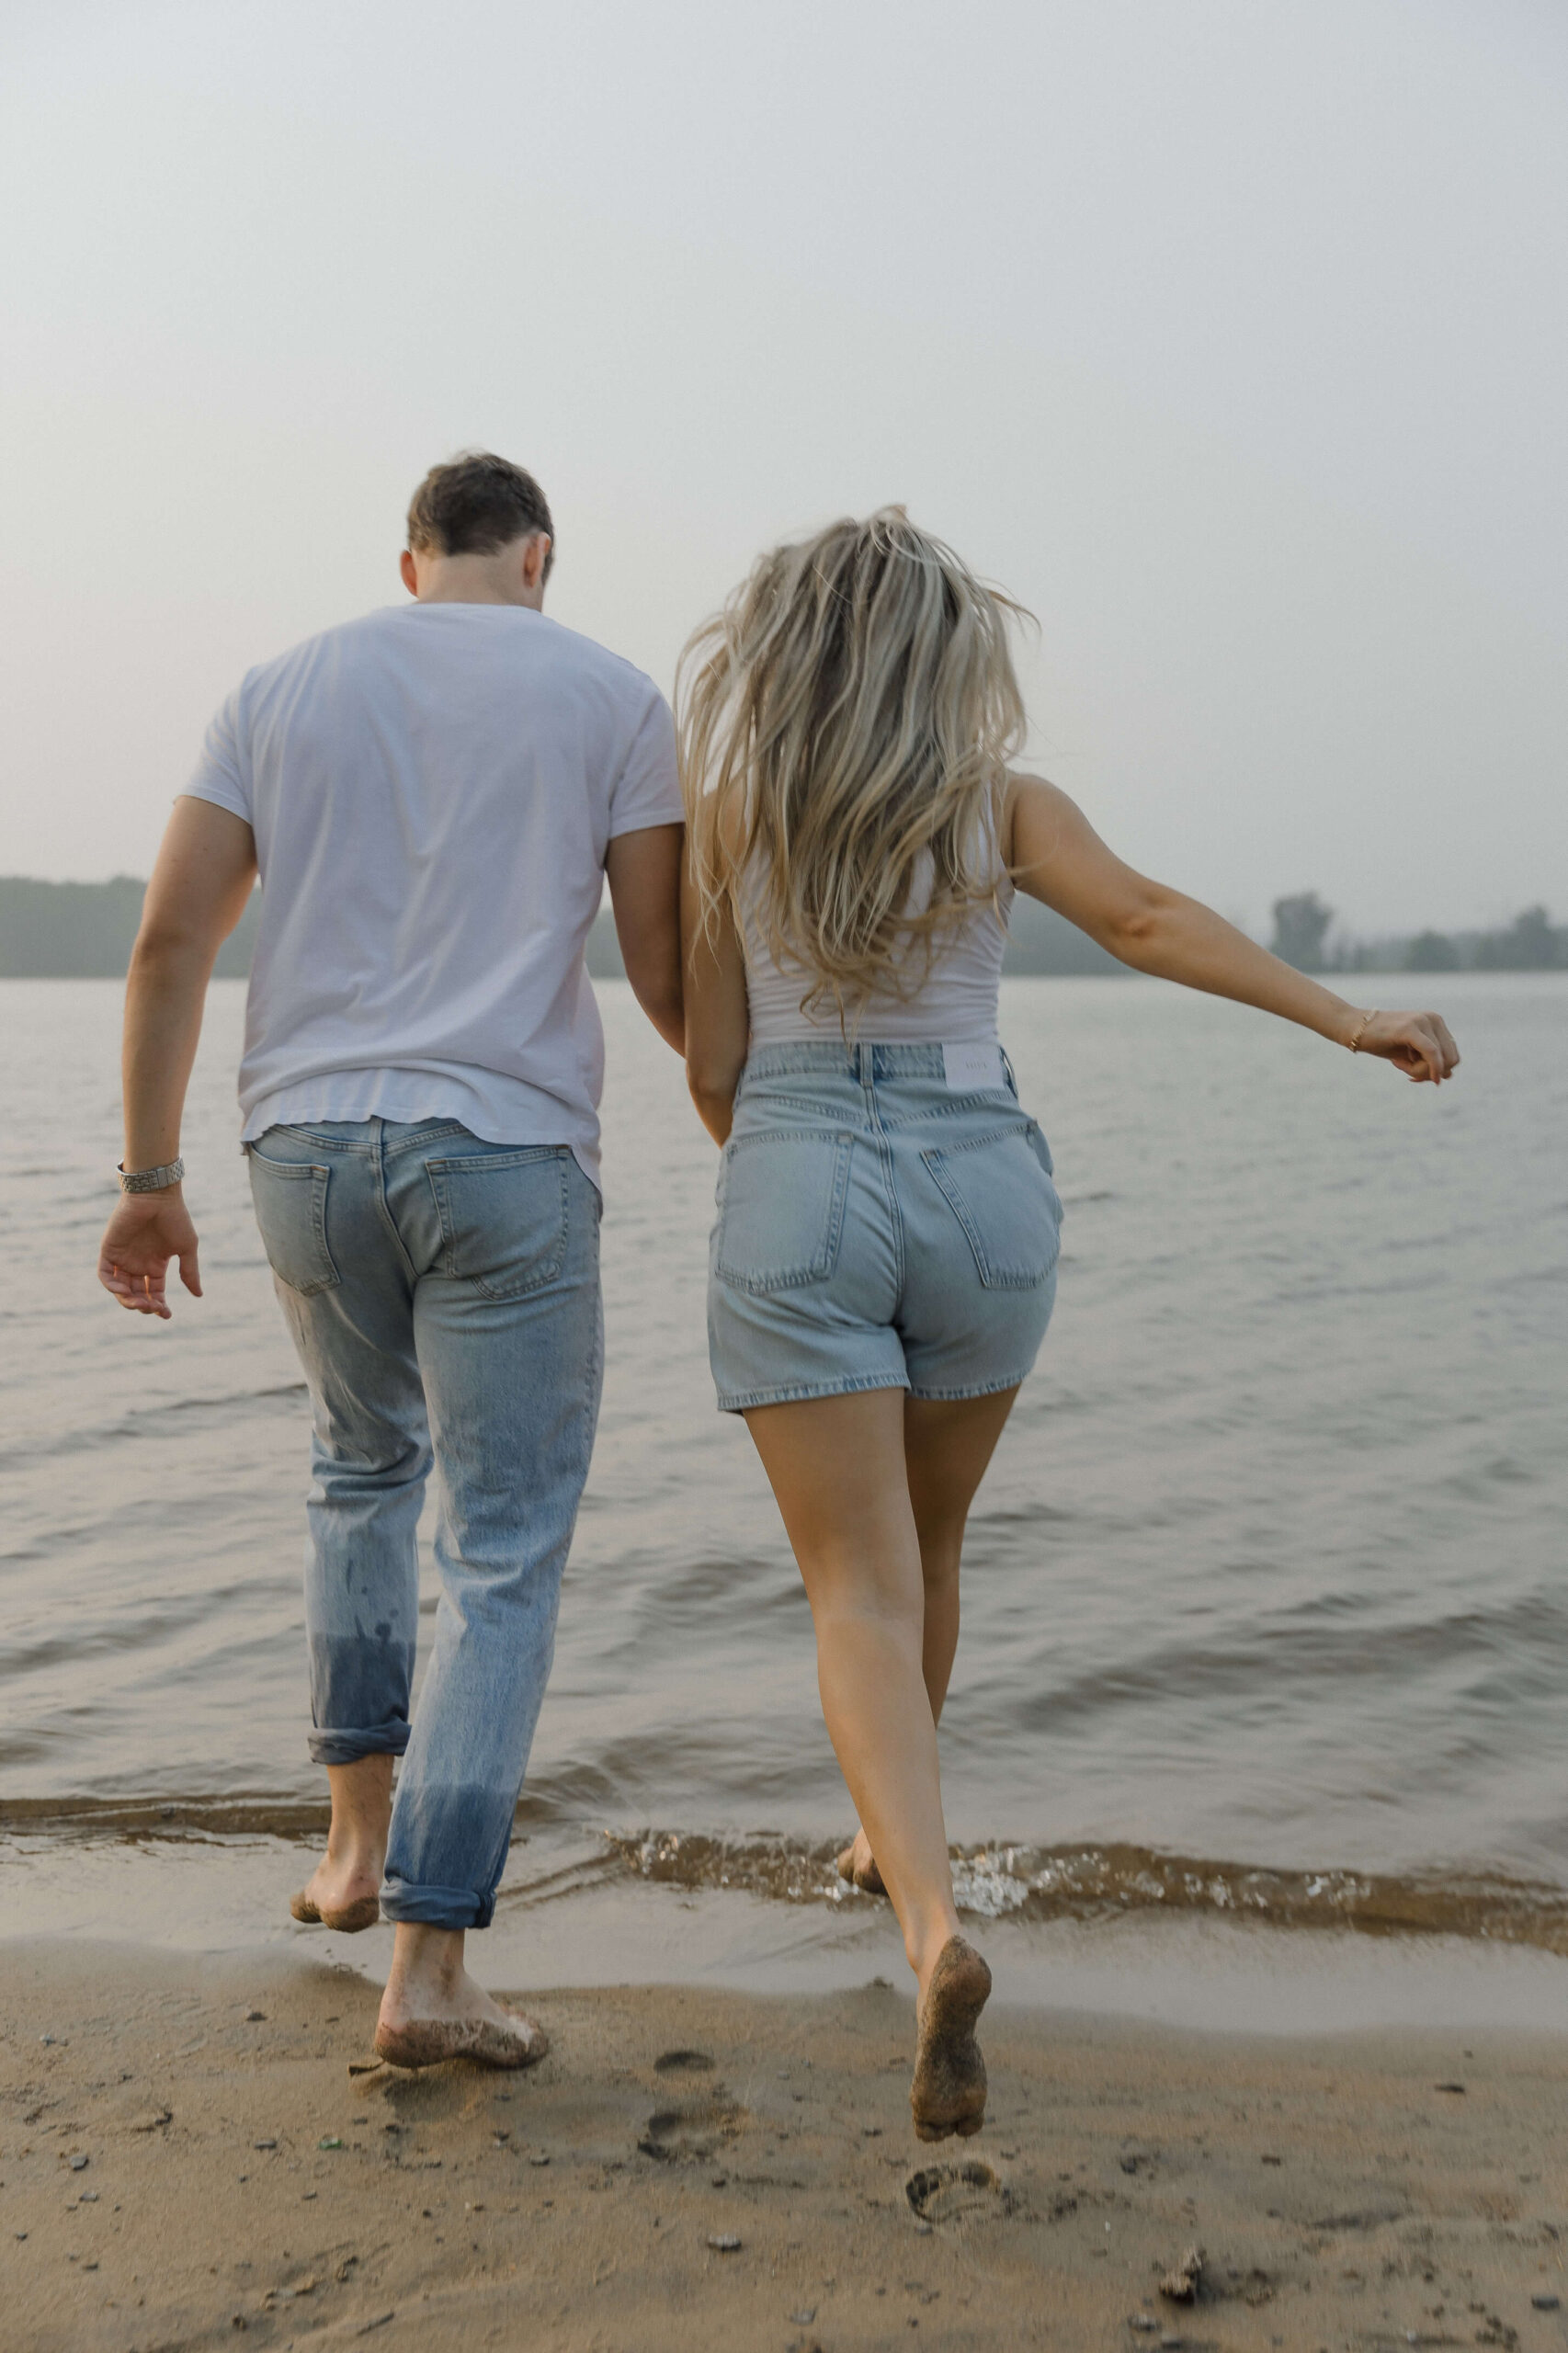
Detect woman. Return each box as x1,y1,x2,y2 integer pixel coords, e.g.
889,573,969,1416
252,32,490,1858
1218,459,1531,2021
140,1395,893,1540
677,509,1458,2142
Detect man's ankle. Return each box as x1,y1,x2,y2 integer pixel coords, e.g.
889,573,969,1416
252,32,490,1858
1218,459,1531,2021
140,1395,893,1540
387,1923,466,1997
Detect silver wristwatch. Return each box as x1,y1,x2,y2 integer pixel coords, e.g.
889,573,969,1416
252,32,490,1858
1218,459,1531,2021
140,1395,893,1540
118,1158,186,1194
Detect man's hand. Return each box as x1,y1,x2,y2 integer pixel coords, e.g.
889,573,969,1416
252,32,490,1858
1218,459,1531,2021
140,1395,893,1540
97,1190,203,1319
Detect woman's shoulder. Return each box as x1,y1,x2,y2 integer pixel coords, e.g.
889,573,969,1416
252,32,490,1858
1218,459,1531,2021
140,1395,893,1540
1000,771,1073,868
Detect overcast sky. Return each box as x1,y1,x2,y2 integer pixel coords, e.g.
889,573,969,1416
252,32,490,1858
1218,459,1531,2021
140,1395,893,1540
4,1,1564,934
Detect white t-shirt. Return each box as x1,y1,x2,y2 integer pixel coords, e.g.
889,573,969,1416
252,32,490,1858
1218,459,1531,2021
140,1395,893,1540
184,601,682,1187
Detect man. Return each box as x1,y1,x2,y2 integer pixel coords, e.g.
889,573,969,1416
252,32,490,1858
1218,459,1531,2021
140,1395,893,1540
97,452,684,2066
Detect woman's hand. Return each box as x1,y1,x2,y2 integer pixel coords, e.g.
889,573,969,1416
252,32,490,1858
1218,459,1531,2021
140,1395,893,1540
1345,1008,1460,1085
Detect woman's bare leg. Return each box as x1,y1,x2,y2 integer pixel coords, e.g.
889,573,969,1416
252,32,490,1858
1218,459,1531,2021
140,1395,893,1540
839,1386,1020,1892
744,1388,961,1992
744,1385,1004,2134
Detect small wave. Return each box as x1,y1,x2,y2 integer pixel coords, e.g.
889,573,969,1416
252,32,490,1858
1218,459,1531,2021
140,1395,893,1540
0,1384,309,1470
602,1830,1568,1953
11,1800,1568,1956
0,1795,329,1843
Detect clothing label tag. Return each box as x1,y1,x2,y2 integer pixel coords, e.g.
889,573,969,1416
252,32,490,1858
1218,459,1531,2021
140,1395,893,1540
942,1042,1005,1094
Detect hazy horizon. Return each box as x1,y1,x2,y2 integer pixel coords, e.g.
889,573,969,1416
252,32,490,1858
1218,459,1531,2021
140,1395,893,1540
4,2,1564,934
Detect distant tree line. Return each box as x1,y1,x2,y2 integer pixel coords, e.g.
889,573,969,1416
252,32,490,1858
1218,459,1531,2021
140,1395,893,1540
0,875,258,978
0,872,1125,980
1267,891,1566,974
1,874,1561,980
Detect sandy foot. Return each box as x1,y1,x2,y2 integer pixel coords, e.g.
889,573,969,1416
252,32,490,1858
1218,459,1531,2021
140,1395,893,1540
910,1933,992,2142
376,1963,549,2071
835,1825,887,1895
374,2006,548,2070
290,1884,382,1933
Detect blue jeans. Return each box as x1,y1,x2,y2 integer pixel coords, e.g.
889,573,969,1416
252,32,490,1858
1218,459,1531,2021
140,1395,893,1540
708,1041,1062,1412
246,1119,603,1929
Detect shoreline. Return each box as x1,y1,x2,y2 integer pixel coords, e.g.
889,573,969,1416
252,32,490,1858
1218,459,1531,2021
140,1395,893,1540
9,1826,1568,2038
6,1938,1567,2351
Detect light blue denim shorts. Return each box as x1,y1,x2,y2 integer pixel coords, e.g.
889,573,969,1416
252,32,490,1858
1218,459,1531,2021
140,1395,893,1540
708,1040,1062,1413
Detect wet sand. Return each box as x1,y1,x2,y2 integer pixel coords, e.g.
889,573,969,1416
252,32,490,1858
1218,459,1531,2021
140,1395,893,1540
6,1939,1567,2351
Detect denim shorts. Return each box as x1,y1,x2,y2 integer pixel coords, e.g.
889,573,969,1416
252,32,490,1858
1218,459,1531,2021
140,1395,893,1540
708,1041,1062,1413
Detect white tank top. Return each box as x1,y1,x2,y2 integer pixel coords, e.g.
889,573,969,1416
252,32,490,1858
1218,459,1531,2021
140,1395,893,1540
737,812,1013,1046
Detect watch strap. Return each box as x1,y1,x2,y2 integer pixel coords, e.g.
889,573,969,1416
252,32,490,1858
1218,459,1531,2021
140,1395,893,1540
119,1158,186,1194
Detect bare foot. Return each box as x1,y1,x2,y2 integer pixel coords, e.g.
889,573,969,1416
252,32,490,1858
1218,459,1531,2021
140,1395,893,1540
375,1968,547,2072
290,1858,382,1935
292,1755,392,1933
910,1935,991,2142
835,1826,887,1896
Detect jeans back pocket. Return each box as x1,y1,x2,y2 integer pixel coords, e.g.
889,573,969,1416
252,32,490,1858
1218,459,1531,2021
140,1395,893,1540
714,1130,854,1294
246,1148,339,1297
921,1119,1062,1290
426,1146,571,1300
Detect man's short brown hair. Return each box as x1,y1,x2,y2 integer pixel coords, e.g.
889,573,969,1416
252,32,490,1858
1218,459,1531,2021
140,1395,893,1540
406,451,554,578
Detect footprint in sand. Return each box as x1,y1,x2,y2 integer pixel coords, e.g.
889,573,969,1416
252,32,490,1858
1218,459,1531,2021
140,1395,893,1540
904,2158,1012,2224
639,2097,745,2164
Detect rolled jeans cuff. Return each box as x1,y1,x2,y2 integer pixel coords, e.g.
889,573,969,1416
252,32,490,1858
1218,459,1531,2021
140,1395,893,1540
379,1876,495,1931
307,1719,412,1768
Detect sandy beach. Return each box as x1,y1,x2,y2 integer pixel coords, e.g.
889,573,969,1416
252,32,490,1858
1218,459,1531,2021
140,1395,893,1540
6,1939,1566,2352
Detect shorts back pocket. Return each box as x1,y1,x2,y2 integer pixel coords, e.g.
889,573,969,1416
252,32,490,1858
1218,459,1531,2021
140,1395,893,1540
715,1130,853,1295
921,1120,1062,1290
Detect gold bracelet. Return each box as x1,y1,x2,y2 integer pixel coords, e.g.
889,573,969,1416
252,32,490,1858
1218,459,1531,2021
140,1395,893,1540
1346,1009,1378,1053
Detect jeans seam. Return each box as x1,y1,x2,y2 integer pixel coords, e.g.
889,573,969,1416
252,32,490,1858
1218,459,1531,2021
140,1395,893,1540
371,1125,421,1289
860,1068,905,1300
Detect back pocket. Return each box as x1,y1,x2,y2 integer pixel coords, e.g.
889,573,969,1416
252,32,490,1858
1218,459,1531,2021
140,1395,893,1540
714,1130,853,1294
247,1148,338,1297
921,1120,1062,1289
426,1146,572,1300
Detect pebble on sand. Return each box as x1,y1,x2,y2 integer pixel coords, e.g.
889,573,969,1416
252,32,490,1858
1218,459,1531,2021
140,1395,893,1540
1159,2246,1205,2303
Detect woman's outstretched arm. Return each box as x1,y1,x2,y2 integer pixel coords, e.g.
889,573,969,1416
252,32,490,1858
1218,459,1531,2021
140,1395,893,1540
682,847,750,1143
1007,776,1459,1084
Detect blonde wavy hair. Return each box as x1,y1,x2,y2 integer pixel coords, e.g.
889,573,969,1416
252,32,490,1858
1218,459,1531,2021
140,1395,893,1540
678,507,1029,1009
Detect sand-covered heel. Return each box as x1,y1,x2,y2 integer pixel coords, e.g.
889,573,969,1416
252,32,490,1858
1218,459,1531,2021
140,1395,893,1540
290,1889,381,1933
910,1935,991,2143
835,1840,888,1897
373,2008,549,2072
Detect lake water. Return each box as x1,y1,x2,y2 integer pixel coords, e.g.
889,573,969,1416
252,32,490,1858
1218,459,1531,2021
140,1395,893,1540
3,972,1565,1968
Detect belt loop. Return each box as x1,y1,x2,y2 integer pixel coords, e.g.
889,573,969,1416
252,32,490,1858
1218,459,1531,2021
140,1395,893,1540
1000,1045,1019,1100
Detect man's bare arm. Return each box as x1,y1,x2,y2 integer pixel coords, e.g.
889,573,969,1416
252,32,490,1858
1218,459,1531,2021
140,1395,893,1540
97,796,258,1318
604,822,685,1053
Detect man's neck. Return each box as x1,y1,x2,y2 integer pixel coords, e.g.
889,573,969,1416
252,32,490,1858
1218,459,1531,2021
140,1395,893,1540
415,555,543,609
